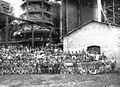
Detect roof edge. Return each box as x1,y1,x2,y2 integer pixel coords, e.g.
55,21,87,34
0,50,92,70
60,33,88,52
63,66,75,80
62,20,120,38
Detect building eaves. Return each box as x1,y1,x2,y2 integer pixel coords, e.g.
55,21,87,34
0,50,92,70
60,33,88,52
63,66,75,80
62,20,120,38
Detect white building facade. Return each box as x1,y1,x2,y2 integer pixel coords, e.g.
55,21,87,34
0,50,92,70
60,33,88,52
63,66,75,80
63,21,120,67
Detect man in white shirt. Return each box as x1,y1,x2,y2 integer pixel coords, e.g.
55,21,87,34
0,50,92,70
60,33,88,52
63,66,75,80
95,52,100,61
110,57,116,71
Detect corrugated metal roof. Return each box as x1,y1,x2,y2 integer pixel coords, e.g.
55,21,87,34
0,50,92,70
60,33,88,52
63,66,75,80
0,12,37,29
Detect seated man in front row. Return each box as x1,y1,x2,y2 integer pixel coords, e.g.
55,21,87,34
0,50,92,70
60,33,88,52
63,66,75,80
99,53,107,60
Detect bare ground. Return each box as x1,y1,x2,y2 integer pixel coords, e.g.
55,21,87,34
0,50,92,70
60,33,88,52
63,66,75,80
0,73,120,87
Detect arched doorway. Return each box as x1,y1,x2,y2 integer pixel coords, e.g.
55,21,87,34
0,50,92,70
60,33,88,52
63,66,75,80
87,45,101,54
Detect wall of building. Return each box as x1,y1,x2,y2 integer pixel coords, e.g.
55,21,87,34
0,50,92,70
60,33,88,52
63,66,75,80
63,22,120,67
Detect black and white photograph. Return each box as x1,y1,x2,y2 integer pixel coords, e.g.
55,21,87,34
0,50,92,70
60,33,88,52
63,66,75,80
0,0,119,87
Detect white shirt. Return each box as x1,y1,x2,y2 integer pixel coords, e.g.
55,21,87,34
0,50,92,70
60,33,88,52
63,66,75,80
111,59,116,63
54,48,58,52
95,54,100,61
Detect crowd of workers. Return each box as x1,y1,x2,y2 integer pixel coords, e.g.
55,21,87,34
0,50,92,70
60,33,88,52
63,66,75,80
0,45,117,75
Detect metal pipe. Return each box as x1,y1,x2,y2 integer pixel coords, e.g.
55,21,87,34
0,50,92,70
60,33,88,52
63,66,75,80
60,1,62,38
97,0,102,22
113,0,116,23
66,0,68,33
94,0,102,22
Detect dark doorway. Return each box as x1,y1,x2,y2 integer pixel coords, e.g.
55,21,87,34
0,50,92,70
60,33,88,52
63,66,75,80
87,45,101,54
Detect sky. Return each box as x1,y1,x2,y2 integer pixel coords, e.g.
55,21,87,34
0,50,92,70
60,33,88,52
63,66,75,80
3,0,60,17
4,0,23,17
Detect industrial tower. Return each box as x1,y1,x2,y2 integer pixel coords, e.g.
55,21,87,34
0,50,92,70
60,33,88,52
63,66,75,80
20,0,54,47
60,0,120,37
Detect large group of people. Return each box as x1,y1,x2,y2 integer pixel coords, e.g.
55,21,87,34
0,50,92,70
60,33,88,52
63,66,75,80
0,45,117,75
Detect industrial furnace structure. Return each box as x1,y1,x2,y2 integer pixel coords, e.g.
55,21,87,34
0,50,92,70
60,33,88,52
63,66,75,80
60,0,120,37
20,0,54,47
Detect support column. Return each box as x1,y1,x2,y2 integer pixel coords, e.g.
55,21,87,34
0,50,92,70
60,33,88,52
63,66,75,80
31,24,34,48
49,27,52,45
5,15,9,48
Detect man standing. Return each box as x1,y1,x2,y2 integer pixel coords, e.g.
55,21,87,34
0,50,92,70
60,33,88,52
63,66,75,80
110,57,116,72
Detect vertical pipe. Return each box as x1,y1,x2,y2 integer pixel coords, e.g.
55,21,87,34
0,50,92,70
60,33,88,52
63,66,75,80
65,0,69,52
42,1,44,46
65,0,68,34
50,3,52,45
60,1,62,39
113,0,115,23
97,0,102,22
5,15,9,48
65,0,67,51
94,0,102,22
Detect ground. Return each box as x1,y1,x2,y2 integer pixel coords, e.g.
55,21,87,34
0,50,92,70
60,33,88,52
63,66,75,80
0,73,120,87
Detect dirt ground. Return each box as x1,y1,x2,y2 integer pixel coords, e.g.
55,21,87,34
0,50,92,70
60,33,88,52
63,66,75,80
0,73,120,87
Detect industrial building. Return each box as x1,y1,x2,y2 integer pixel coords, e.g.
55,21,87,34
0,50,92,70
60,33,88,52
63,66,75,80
62,0,120,66
63,21,120,60
0,0,61,48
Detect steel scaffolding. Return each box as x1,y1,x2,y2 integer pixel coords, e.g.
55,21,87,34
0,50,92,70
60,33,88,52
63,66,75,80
102,0,120,25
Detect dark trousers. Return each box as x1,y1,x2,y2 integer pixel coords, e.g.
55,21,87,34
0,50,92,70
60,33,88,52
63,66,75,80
111,63,116,71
